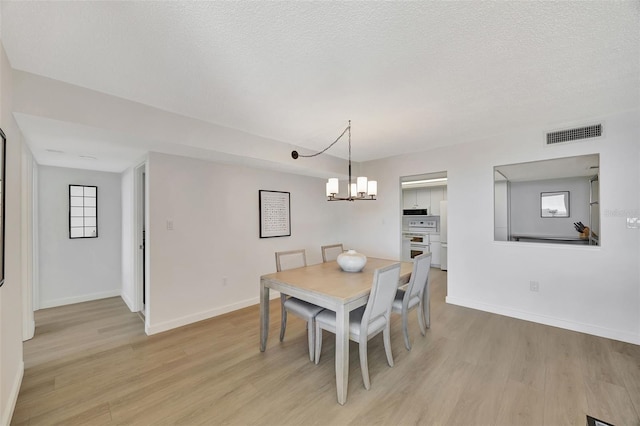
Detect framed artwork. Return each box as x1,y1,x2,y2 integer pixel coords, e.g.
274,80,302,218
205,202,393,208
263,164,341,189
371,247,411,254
69,185,98,238
259,190,291,238
541,191,570,218
0,128,5,287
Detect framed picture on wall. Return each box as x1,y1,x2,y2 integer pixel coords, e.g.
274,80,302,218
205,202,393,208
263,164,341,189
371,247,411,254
0,128,6,287
541,191,570,218
259,190,291,238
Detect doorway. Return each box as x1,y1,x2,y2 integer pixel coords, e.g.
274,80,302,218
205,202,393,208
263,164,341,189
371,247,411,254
134,163,147,316
400,172,448,271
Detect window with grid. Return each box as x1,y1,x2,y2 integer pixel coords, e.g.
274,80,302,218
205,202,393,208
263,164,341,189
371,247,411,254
69,185,98,238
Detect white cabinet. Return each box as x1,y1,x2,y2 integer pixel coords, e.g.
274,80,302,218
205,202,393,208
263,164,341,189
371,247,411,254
403,188,429,210
403,186,447,215
416,188,430,209
403,189,417,209
429,234,441,266
429,188,444,216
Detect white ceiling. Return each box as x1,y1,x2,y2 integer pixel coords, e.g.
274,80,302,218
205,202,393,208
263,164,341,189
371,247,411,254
1,1,638,172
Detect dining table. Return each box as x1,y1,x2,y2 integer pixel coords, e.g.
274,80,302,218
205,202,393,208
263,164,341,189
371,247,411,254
259,257,413,405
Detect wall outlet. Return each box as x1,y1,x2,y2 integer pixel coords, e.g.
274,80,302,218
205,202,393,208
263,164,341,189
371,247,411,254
529,281,539,292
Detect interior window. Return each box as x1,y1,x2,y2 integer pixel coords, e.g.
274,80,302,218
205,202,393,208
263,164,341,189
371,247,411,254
494,154,599,246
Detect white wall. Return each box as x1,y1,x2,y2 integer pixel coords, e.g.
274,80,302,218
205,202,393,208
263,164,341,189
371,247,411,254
494,178,508,241
38,166,122,308
121,165,135,311
510,176,590,238
0,41,26,426
144,152,350,334
356,109,640,344
20,144,35,340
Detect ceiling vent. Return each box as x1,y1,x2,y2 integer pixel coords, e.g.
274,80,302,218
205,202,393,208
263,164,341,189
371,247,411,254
546,124,602,145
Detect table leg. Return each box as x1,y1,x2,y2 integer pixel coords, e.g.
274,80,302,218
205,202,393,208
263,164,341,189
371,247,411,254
335,305,349,405
260,281,269,352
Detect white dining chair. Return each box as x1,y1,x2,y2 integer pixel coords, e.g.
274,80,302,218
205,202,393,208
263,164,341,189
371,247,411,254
321,243,344,263
314,262,401,390
392,252,432,351
275,249,325,362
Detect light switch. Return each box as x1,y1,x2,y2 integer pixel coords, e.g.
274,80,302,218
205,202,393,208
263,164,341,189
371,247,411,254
166,220,174,231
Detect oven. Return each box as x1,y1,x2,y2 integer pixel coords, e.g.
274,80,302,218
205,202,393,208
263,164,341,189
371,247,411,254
402,231,430,260
402,219,437,261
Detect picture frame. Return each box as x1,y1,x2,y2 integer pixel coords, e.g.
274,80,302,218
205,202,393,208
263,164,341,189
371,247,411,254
0,128,6,287
259,190,291,238
541,191,570,218
69,184,99,239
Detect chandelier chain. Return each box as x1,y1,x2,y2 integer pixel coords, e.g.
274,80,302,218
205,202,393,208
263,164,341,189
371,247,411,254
294,121,351,158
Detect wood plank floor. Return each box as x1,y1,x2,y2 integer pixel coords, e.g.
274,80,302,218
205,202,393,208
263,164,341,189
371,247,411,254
12,269,640,425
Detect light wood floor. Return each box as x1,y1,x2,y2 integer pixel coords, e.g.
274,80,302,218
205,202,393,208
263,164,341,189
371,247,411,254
12,269,640,425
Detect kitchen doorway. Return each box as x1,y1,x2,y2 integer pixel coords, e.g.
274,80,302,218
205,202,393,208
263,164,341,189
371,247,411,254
134,163,147,317
400,172,448,271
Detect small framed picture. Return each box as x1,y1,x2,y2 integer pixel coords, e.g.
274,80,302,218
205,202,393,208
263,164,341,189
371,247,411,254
259,190,291,238
541,191,570,218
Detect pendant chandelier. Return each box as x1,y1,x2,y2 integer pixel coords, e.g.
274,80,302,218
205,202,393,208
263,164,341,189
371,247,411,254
291,120,377,201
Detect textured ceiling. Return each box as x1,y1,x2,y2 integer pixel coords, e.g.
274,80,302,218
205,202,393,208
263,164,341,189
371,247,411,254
1,1,639,171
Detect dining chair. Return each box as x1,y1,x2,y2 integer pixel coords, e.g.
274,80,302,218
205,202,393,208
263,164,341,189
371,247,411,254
391,252,432,351
321,243,344,263
275,249,325,362
314,262,401,390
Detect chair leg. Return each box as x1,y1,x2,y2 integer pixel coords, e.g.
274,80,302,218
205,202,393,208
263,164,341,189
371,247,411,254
402,309,412,351
424,285,431,329
279,294,287,342
314,323,322,364
417,301,427,336
359,339,370,390
307,320,315,362
383,324,394,367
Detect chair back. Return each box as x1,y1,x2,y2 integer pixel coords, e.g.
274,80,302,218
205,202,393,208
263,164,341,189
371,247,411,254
321,244,344,263
361,263,401,328
275,249,307,272
407,253,431,300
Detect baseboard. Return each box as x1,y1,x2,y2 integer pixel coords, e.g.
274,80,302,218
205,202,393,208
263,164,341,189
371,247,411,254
145,293,279,336
39,289,122,309
23,318,35,342
446,296,640,345
120,291,136,312
1,360,24,426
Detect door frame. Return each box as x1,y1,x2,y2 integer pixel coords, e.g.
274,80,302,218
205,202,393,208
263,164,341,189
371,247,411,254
133,162,147,316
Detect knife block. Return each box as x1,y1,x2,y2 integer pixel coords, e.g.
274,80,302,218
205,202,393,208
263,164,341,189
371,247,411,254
580,226,590,239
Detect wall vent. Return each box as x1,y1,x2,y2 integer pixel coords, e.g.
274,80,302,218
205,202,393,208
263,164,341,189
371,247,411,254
546,124,602,145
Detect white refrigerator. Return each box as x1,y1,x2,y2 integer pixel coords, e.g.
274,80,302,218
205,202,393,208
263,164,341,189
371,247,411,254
440,200,448,271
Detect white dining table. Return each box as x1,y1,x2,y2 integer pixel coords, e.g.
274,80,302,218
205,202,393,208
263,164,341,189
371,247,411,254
259,257,413,405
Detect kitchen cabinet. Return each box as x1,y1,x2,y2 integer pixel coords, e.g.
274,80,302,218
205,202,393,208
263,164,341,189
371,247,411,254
403,188,430,210
429,187,444,215
403,188,417,209
403,187,446,214
416,188,430,209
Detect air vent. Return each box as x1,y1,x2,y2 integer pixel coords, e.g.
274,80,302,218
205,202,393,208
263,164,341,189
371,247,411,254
546,124,602,145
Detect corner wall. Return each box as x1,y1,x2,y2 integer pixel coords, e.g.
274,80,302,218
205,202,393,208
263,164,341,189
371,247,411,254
357,109,640,344
144,152,350,334
0,40,26,425
37,166,122,308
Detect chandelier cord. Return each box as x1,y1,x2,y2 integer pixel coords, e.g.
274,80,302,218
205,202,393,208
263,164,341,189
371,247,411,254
292,120,351,159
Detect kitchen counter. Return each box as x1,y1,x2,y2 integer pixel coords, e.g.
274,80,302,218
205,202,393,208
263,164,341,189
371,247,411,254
510,234,589,244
